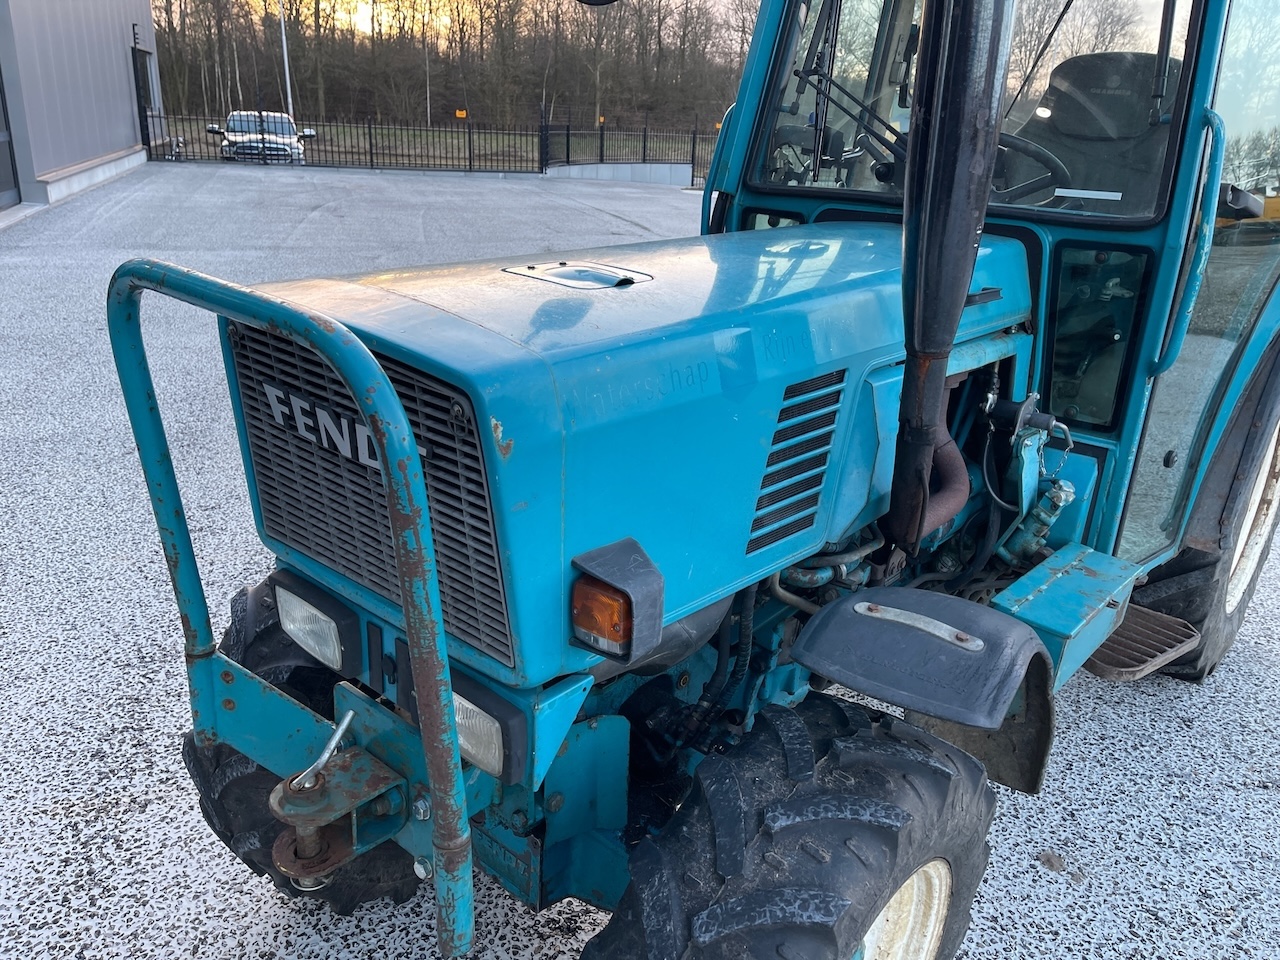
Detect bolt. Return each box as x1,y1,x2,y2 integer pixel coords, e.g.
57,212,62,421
412,796,432,821
220,670,234,684
371,796,391,817
677,672,690,689
587,718,598,730
414,856,434,880
221,698,235,711
546,792,565,814
511,810,529,831
295,826,322,860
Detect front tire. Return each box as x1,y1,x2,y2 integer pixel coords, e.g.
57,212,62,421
583,695,995,960
182,585,419,912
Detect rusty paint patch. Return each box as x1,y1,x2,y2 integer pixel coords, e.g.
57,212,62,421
221,698,236,711
490,417,514,460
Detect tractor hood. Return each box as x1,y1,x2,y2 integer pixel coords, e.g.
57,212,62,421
260,220,1027,380
250,221,1031,686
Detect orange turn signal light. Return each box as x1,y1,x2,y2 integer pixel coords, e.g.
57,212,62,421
571,575,633,657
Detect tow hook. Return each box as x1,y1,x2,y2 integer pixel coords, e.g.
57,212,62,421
269,710,410,889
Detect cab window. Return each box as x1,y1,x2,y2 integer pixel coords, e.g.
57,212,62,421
756,0,1193,219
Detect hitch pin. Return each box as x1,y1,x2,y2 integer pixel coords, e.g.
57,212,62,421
291,710,355,791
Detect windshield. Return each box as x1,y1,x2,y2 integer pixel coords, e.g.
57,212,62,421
226,113,297,137
757,0,1193,218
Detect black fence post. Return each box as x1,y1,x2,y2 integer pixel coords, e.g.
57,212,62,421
598,122,605,164
642,126,648,163
539,108,549,173
467,123,474,171
366,117,375,168
690,122,699,186
565,123,571,164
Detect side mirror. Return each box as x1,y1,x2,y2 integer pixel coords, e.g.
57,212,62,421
206,124,223,136
1218,183,1265,221
300,128,316,140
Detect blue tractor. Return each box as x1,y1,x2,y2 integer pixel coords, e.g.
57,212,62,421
110,0,1280,956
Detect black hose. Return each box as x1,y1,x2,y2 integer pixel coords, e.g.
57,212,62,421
945,498,1004,591
982,431,1020,512
701,606,735,705
714,583,758,713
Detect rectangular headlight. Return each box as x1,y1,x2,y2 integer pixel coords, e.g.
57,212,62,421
407,666,526,784
270,571,361,677
454,692,504,778
277,586,343,670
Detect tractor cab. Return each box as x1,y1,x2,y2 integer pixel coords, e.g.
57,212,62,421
709,0,1279,576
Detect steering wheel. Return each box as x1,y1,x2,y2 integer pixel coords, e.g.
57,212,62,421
991,133,1072,204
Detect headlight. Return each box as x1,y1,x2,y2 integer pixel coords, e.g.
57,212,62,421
413,670,527,784
453,692,504,777
277,587,342,669
271,571,360,676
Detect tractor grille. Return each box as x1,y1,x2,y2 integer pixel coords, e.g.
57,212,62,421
229,324,515,667
746,369,846,554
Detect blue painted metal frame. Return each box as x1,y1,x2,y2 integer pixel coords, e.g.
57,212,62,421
106,259,474,957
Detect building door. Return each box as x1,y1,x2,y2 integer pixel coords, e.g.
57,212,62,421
0,67,18,209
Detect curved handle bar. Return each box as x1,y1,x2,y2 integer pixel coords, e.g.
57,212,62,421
106,259,474,957
1152,108,1227,378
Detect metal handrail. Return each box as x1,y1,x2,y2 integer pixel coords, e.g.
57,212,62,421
1152,108,1227,378
106,258,474,956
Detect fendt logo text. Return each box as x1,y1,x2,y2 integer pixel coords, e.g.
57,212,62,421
261,381,429,471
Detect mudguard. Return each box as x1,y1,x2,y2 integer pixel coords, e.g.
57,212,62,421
792,587,1050,729
790,586,1055,792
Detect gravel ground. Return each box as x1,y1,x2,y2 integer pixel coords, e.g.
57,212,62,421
1,162,1277,959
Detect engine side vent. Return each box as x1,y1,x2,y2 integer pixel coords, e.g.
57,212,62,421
746,370,846,554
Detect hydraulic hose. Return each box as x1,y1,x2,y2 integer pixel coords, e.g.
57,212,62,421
702,607,735,705
714,583,759,713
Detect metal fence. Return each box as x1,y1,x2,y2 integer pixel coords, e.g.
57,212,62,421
146,112,719,186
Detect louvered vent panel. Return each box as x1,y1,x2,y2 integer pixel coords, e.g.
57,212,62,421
746,370,846,554
230,324,516,667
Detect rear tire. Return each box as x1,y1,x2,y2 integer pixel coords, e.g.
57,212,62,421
582,695,995,960
183,585,419,912
1137,359,1280,681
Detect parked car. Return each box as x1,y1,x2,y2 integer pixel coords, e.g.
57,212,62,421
206,111,316,164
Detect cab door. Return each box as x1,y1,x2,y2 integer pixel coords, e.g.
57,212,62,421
1117,0,1280,563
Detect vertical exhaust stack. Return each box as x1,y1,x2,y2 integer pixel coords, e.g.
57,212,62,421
885,0,1014,555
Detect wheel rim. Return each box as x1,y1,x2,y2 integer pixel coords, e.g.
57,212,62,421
853,858,952,960
1227,417,1280,615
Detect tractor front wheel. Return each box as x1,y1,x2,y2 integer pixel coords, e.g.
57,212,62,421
182,585,419,913
582,694,995,960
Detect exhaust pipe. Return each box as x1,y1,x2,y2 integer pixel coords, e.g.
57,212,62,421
884,0,1014,555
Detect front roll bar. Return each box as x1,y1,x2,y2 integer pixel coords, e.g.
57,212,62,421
106,259,474,957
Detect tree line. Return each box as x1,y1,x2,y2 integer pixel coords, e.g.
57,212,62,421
151,0,757,128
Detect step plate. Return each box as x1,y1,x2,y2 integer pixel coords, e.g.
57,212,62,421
1084,604,1201,681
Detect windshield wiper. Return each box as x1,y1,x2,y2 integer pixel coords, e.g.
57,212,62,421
794,67,907,161
1150,0,1178,123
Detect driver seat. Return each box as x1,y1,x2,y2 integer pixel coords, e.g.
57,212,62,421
1003,52,1183,215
